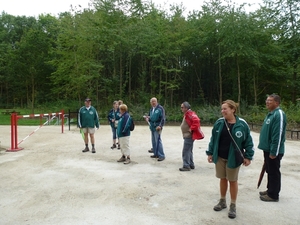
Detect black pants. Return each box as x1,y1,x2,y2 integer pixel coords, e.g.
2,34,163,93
264,151,283,200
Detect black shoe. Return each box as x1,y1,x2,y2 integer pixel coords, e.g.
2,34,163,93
111,144,117,149
92,148,96,153
117,144,121,149
190,165,195,169
157,157,165,161
82,147,89,152
148,149,153,153
179,167,191,171
150,155,158,158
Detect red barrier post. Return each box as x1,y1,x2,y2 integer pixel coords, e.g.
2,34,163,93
7,113,23,152
61,110,64,133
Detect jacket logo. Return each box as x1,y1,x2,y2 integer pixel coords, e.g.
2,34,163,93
266,119,270,124
155,110,159,113
235,131,243,138
89,111,94,115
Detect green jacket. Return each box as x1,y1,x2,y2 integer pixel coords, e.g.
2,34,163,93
148,104,165,132
258,107,286,156
206,116,254,168
117,112,131,138
78,106,99,129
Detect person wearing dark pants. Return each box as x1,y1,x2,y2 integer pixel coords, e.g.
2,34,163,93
258,94,286,202
263,151,283,200
179,101,204,171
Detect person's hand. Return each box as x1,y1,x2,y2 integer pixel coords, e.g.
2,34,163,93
207,155,213,163
269,155,276,159
243,158,251,166
156,126,161,131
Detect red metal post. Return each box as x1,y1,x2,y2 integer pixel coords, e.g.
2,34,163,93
7,113,23,152
61,110,64,133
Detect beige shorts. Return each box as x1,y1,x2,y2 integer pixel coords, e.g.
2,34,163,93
215,157,240,181
82,127,96,134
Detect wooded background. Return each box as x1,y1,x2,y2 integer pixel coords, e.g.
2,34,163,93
0,0,299,117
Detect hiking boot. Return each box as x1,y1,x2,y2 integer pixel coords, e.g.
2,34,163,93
179,167,191,171
117,156,126,162
213,199,227,211
259,190,268,196
117,144,121,150
228,203,236,219
82,147,89,152
124,158,131,164
260,195,279,202
92,148,96,153
111,144,117,149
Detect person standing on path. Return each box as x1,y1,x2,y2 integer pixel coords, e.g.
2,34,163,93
206,100,254,219
179,101,204,171
258,94,286,202
78,98,100,153
108,101,121,149
117,104,132,164
144,97,166,161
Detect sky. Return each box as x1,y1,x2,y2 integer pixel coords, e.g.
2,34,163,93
0,0,263,17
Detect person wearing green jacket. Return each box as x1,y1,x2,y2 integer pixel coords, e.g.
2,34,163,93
78,98,100,153
206,100,254,219
116,104,132,164
145,97,166,161
258,94,286,202
107,101,121,149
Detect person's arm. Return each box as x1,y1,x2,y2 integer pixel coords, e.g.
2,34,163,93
270,111,285,157
189,112,200,132
78,108,82,128
242,124,255,161
94,108,100,129
158,106,165,128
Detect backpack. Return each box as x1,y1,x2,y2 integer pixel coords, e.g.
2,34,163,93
129,117,135,131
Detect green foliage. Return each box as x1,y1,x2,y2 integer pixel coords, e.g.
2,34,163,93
0,0,299,114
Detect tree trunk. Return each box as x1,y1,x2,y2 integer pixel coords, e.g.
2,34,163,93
237,56,241,114
218,44,222,104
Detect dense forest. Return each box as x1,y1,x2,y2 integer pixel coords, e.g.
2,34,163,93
0,0,299,118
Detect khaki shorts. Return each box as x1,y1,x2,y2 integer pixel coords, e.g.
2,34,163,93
82,127,96,134
215,157,240,181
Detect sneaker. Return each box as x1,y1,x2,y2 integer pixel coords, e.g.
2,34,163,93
190,165,195,169
259,190,268,196
92,148,96,153
82,147,89,152
111,144,117,149
228,203,236,219
124,158,131,164
117,156,126,162
260,195,279,202
117,144,121,149
148,149,153,153
150,155,158,158
213,199,227,211
179,167,191,171
157,157,165,161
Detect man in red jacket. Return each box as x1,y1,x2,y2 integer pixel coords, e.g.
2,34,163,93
179,101,204,171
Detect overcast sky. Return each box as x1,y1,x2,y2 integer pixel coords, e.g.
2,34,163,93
0,0,263,17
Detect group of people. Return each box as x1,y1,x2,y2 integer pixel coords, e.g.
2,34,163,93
78,94,286,220
206,95,286,219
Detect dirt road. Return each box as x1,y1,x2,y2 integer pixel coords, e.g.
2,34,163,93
0,125,299,225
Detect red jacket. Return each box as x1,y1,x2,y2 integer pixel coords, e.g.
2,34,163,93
184,110,204,140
